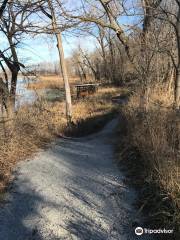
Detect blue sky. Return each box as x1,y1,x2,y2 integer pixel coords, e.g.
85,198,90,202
18,0,140,65
17,34,97,65
0,0,141,66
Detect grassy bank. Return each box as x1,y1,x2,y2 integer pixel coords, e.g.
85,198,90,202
117,84,180,239
27,75,67,90
0,85,120,192
28,75,90,90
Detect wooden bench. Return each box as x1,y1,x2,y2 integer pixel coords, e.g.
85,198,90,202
75,83,99,99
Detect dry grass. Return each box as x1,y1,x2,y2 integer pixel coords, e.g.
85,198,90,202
73,87,118,121
117,83,180,238
0,101,67,191
28,75,92,90
0,86,120,192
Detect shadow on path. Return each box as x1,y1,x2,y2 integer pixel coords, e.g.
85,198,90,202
0,119,141,240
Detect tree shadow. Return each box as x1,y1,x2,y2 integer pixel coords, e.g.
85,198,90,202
0,181,44,240
0,119,138,239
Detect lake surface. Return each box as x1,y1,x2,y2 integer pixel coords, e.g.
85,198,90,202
15,78,64,108
16,79,37,108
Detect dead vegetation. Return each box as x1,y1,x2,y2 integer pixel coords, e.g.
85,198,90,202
0,0,179,236
117,83,180,239
0,86,120,192
28,75,64,90
27,75,91,90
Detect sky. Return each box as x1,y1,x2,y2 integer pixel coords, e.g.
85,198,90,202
0,0,141,67
17,34,97,65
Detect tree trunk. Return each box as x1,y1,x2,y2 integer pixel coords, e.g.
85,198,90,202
98,27,108,81
175,68,180,107
79,63,87,81
77,66,83,82
48,0,72,123
56,33,72,122
82,52,97,81
108,35,116,84
7,35,20,115
175,7,180,108
6,96,14,118
139,0,150,111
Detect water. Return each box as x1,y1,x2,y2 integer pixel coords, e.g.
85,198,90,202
15,78,38,108
15,78,64,108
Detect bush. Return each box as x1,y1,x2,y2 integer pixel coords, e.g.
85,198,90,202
117,86,180,239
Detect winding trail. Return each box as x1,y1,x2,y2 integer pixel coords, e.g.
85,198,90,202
0,119,142,240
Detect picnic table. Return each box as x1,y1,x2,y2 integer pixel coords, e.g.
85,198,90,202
75,83,100,98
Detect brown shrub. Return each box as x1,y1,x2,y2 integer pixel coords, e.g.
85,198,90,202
118,84,180,237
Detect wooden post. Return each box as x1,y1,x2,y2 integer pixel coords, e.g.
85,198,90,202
47,0,72,123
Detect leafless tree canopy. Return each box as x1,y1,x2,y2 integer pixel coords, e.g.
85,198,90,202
0,0,179,115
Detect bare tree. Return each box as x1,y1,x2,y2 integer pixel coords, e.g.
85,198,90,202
72,49,87,82
174,0,180,107
43,0,72,123
0,0,8,18
150,0,180,107
0,0,32,116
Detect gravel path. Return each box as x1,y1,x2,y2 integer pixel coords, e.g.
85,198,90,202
0,119,143,240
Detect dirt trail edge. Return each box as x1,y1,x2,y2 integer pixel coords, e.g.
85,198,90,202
0,119,148,240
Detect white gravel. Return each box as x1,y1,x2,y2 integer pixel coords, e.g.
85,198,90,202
0,119,149,240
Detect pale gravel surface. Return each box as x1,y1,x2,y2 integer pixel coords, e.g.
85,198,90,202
0,119,150,240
